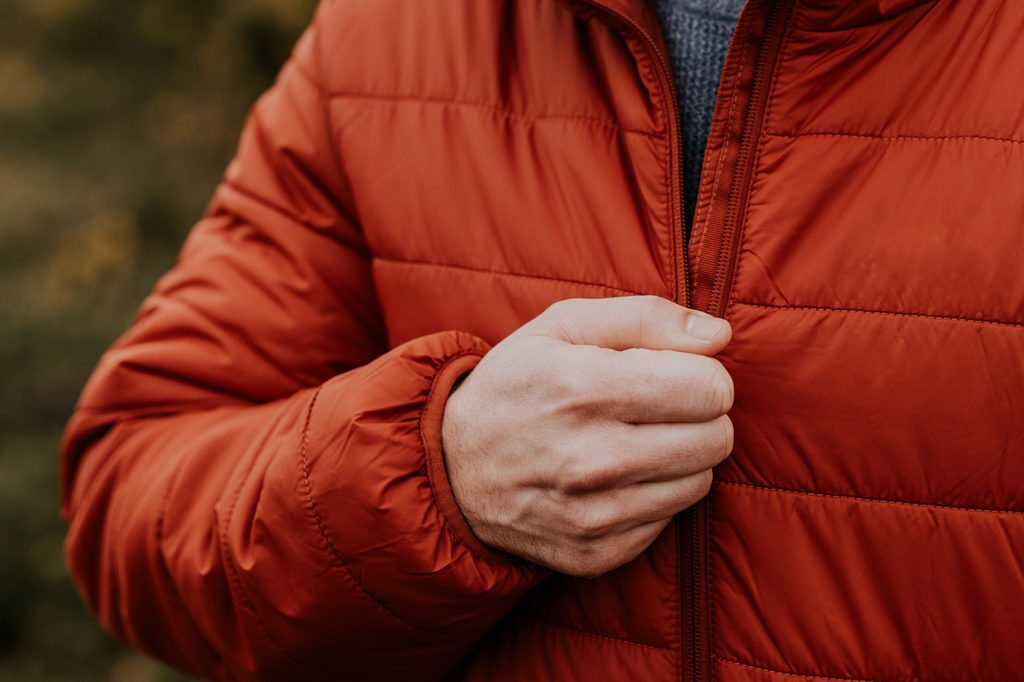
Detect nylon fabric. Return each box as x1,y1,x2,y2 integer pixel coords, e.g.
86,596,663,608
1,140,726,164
61,1,1024,680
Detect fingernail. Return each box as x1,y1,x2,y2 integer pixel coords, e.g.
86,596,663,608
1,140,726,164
686,314,725,341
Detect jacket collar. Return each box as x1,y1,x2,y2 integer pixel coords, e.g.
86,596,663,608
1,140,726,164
559,0,663,39
566,0,935,32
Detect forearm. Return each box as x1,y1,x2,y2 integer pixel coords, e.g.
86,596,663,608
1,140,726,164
63,332,543,681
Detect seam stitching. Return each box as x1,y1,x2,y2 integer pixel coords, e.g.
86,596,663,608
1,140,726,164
766,130,1024,145
725,0,803,321
733,300,1024,328
323,91,658,137
74,399,252,416
715,655,889,682
374,256,648,296
535,616,674,652
220,418,315,672
717,479,1024,516
297,386,427,632
713,8,804,680
304,3,368,234
659,62,677,305
219,178,321,233
691,10,754,278
697,12,772,681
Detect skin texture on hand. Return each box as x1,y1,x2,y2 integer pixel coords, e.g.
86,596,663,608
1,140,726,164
441,296,734,578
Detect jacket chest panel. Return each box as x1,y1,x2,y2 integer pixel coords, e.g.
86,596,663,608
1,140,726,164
334,105,674,346
706,5,1024,677
320,2,682,347
717,0,1024,511
777,1,1024,142
733,0,1024,324
709,480,1024,680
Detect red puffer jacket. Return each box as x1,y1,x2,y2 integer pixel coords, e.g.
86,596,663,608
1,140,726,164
61,0,1024,680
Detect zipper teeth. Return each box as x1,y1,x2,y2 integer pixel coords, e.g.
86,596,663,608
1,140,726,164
580,10,699,682
640,19,691,308
566,5,797,682
691,502,707,681
584,1,690,307
705,0,790,317
686,1,794,680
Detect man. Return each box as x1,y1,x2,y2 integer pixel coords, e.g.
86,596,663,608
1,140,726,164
61,0,1024,680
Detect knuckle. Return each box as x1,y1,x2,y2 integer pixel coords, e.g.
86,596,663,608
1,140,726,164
637,294,669,316
543,297,596,327
562,363,601,399
574,566,605,580
556,452,621,494
718,366,736,412
718,414,735,456
536,298,588,340
567,501,621,540
544,298,576,319
551,354,617,414
693,469,714,500
543,366,585,412
568,543,619,578
636,294,662,321
636,296,671,339
567,556,604,579
554,458,590,494
701,414,734,464
700,360,734,415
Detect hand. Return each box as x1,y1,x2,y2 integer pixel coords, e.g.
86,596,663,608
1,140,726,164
441,296,733,577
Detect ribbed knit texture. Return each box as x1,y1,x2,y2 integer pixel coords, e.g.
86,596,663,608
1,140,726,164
651,0,746,229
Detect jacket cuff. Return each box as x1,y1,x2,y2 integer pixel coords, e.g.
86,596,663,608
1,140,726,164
420,350,517,566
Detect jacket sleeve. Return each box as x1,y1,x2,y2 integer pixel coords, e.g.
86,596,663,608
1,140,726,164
59,6,544,681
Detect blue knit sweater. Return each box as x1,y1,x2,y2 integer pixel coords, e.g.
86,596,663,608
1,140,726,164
650,0,746,229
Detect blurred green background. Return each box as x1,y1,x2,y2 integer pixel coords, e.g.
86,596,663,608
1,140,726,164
0,0,317,679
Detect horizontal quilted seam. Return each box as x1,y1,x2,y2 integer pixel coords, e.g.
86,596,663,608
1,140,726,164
716,655,891,682
716,480,1024,517
374,256,652,298
324,91,661,138
534,616,674,652
766,130,1024,145
731,300,1024,329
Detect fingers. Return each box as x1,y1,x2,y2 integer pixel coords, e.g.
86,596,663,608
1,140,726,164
572,472,714,536
607,417,734,484
563,344,734,424
439,295,737,578
542,472,716,577
558,518,673,578
530,296,731,357
549,416,733,493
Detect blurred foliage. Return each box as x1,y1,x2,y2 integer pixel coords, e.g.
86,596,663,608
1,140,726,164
0,0,317,679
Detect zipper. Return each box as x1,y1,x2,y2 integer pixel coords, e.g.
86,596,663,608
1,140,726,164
579,0,691,308
680,501,708,682
575,3,700,680
681,2,796,681
568,1,793,680
690,0,795,318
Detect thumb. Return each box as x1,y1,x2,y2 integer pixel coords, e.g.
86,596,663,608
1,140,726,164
528,296,731,356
